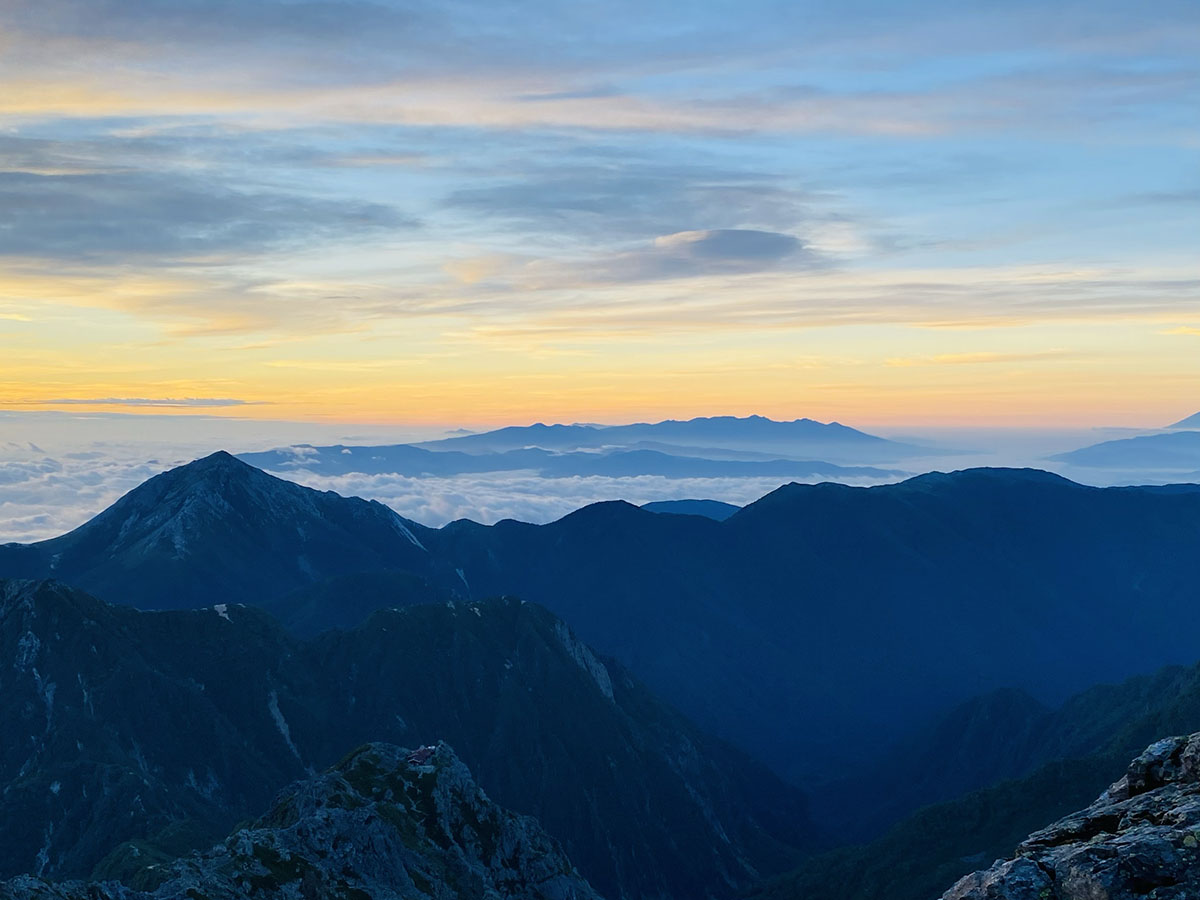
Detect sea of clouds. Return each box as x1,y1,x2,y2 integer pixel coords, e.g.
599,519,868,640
0,413,902,542
272,469,895,528
0,438,891,542
0,412,1132,544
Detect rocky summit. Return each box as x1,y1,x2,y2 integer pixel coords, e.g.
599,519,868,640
943,732,1200,900
0,742,600,900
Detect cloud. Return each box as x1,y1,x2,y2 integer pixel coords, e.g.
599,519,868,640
444,162,816,239
0,0,1194,398
655,228,802,260
0,452,175,542
885,350,1076,367
3,57,1194,142
0,170,412,262
443,263,1200,343
0,0,429,74
30,397,260,408
256,469,899,529
3,0,1194,138
491,229,821,289
1110,189,1200,208
600,229,814,281
0,264,372,337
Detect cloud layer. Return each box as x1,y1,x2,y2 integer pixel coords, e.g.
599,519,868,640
0,439,894,542
0,170,409,262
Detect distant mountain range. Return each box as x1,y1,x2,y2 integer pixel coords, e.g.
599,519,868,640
234,414,927,483
238,442,903,480
0,578,814,900
400,414,932,463
8,454,1200,796
1170,411,1200,428
1051,429,1200,470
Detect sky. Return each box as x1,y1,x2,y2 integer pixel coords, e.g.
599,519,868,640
1,0,1198,428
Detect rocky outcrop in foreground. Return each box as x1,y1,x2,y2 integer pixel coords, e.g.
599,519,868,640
944,732,1200,900
1,742,601,900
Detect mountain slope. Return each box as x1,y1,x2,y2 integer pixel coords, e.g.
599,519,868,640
0,578,814,900
1051,430,1200,469
0,452,440,611
807,688,1052,841
430,468,1200,780
10,462,1200,791
752,658,1200,900
263,570,456,637
1170,411,1200,428
811,660,1200,841
0,742,601,900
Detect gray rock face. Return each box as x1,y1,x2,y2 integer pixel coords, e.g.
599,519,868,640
943,733,1200,900
0,742,602,900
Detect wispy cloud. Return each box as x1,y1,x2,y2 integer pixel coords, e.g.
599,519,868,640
25,397,261,407
0,170,412,262
558,228,821,283
886,350,1076,367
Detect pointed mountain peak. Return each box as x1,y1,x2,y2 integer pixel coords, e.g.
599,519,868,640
174,449,266,480
191,449,241,466
87,451,297,525
22,449,437,611
46,452,312,558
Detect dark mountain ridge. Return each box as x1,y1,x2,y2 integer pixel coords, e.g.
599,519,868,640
0,577,814,900
7,454,1200,790
431,466,1200,777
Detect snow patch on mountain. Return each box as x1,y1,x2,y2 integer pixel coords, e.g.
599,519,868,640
554,621,614,701
386,509,426,551
267,690,302,762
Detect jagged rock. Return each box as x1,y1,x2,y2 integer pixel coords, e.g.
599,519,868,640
0,742,601,900
943,733,1200,900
